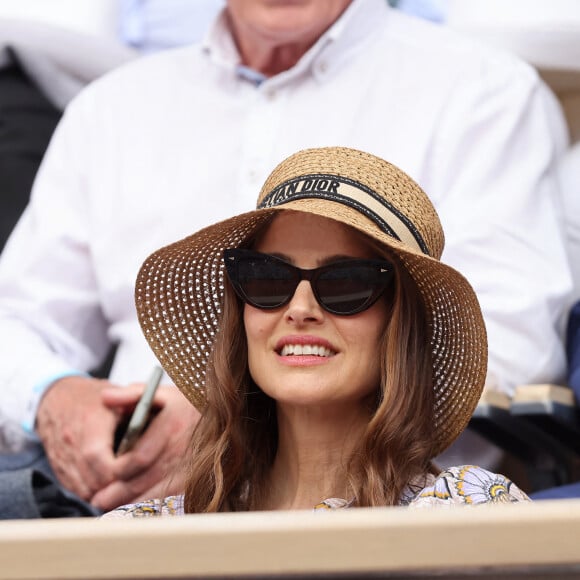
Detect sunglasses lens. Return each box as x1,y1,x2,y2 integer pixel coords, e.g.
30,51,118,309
225,250,392,315
316,265,389,314
236,256,297,308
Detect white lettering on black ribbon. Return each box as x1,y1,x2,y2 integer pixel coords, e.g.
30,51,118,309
259,174,428,255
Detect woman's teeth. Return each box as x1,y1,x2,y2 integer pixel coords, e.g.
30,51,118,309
280,344,335,357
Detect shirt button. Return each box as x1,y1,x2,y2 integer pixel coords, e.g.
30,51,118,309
266,89,276,101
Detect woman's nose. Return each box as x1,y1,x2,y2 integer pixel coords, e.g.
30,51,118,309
284,280,324,324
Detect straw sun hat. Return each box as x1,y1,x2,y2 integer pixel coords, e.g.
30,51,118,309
135,146,488,455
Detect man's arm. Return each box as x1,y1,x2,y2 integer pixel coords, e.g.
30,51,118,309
0,101,112,445
427,56,572,394
0,91,202,509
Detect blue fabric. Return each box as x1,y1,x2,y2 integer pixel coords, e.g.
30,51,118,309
566,301,580,403
530,481,580,500
396,0,447,22
119,0,223,53
0,450,101,519
530,303,580,501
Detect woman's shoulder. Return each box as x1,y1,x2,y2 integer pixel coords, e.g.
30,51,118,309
403,465,530,508
101,495,185,518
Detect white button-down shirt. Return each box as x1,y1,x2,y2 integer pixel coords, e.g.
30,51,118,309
0,0,572,450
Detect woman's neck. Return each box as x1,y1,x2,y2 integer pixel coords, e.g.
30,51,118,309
259,405,370,510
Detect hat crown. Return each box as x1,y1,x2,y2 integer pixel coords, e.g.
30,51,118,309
257,147,444,259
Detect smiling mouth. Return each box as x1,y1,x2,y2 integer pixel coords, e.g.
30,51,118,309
279,344,336,357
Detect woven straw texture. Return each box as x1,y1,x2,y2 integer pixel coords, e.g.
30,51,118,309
135,147,487,455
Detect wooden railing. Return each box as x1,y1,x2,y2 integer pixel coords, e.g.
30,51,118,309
1,499,580,579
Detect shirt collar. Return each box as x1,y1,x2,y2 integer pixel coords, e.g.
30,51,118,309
201,0,390,85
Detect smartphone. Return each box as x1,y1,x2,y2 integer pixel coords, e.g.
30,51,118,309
114,366,163,455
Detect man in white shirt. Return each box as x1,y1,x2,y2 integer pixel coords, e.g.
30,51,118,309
117,0,445,53
0,0,572,515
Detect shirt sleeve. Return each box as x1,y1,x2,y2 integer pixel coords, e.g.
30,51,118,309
424,54,572,395
409,465,530,508
0,95,112,442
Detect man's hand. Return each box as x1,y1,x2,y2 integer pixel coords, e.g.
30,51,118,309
35,375,120,502
91,384,200,511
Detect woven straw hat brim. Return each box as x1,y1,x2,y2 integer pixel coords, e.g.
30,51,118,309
135,200,487,457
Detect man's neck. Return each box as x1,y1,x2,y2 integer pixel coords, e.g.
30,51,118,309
224,6,346,77
236,41,311,77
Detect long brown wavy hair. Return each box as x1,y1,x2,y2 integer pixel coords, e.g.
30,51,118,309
183,234,436,513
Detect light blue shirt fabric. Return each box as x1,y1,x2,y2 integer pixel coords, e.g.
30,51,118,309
120,0,225,53
391,0,447,22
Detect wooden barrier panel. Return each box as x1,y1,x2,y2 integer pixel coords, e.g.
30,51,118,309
1,499,580,579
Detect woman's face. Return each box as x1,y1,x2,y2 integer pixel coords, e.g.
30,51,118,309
244,212,389,412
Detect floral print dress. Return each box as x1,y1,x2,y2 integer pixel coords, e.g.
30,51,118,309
102,466,529,518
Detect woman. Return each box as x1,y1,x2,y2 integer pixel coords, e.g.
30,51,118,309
104,146,528,516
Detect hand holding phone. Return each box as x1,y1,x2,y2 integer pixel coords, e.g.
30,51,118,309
115,366,163,456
